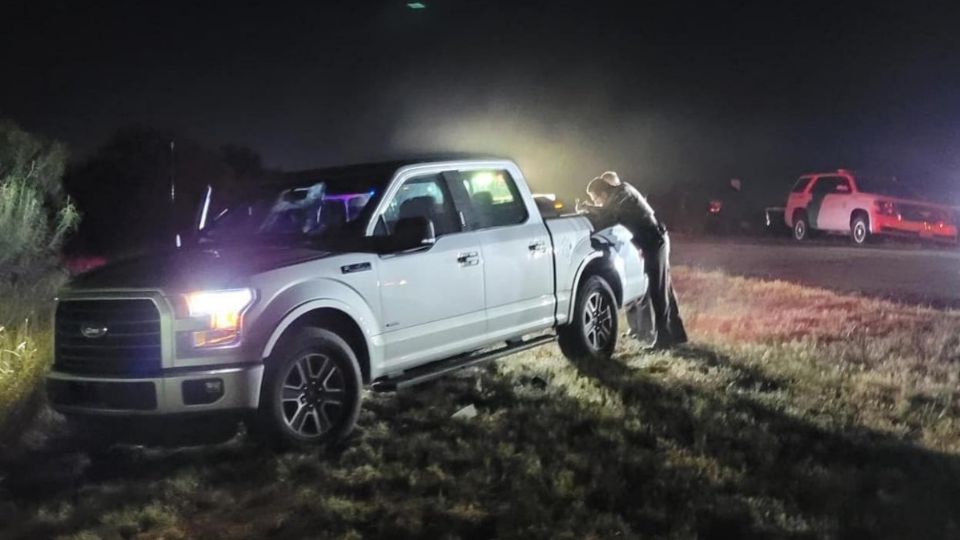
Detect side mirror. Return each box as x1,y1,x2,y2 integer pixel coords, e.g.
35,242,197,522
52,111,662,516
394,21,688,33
390,216,436,251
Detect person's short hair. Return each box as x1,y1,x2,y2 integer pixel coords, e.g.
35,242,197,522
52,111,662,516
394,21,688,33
600,171,622,187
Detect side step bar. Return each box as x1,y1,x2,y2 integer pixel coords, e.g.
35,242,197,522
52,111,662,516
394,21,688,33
371,334,556,392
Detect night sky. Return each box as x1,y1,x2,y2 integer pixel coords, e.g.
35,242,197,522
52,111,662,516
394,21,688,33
3,0,960,203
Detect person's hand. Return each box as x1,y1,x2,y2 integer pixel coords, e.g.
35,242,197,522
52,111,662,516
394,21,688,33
575,198,590,213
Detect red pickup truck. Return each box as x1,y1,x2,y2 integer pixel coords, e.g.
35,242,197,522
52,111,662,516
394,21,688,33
785,170,958,245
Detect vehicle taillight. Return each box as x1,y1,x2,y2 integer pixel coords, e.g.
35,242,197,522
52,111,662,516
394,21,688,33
875,200,898,216
708,200,723,214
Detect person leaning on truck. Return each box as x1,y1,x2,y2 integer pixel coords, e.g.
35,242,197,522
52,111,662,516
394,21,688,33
577,171,687,349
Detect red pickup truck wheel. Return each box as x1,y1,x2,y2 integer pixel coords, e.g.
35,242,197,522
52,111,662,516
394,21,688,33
851,214,870,245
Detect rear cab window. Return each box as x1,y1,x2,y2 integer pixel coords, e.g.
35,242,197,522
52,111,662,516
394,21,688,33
812,176,851,194
792,177,813,193
457,169,528,229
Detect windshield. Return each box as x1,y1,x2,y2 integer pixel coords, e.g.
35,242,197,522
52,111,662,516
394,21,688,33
856,176,923,200
200,171,390,245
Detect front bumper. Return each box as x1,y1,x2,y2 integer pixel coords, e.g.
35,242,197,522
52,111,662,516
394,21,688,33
47,363,264,416
875,216,958,242
50,289,266,417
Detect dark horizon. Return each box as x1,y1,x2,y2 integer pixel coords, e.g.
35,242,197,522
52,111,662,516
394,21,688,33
4,0,960,204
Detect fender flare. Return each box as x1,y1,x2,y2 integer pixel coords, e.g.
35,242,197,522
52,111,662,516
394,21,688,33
565,251,606,323
260,297,376,361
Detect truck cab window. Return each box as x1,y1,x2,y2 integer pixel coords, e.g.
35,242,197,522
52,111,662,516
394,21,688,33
460,169,528,229
376,174,460,236
792,177,813,193
811,177,842,195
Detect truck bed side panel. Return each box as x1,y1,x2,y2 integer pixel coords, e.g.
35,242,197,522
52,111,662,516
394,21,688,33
593,225,647,304
544,215,601,325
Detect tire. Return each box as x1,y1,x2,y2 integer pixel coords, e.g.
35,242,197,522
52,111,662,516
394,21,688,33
558,275,619,361
792,211,810,242
248,327,362,450
851,214,870,246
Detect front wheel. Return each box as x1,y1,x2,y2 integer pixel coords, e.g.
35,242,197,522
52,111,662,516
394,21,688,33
248,327,362,449
558,275,619,361
851,215,870,245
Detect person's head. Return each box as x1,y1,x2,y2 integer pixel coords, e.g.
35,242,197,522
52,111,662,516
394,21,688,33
586,176,613,206
600,171,622,187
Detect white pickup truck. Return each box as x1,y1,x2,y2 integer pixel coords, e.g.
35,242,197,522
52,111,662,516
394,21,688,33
47,157,647,447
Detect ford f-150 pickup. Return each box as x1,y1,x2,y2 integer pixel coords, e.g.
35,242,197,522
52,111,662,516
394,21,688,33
47,157,647,447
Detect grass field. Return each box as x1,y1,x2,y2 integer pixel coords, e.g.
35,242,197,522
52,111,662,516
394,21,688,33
0,317,52,444
2,267,960,539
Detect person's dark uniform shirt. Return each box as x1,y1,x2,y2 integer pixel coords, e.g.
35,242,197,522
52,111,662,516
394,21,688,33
583,182,687,347
587,183,662,245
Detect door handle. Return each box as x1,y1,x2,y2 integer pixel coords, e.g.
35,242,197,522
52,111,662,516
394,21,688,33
528,241,548,253
457,252,480,266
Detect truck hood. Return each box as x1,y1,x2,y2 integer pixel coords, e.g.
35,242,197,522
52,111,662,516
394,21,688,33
67,246,333,291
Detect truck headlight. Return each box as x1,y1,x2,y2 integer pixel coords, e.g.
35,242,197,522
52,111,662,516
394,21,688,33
184,288,254,348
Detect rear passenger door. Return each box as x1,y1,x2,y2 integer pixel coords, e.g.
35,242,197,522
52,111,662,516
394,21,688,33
810,176,850,231
451,167,555,340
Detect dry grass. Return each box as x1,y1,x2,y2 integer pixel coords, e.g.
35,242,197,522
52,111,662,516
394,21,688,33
677,267,960,452
2,267,960,539
0,320,51,438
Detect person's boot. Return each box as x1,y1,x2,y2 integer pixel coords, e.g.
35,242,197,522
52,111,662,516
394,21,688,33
645,340,675,351
644,327,673,351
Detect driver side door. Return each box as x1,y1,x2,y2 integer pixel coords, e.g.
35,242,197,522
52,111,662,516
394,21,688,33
373,171,486,370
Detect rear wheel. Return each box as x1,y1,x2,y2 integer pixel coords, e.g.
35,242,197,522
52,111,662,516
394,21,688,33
851,214,870,245
248,327,362,449
558,275,618,361
792,211,810,241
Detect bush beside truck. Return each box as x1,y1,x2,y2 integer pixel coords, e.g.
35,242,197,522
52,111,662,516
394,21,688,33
0,120,78,441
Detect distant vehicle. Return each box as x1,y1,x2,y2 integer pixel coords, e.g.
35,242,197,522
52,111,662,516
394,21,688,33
62,255,109,275
704,179,754,236
47,158,647,448
784,170,958,245
763,207,789,236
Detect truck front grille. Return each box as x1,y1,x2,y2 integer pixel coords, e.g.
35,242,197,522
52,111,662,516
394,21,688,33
55,299,162,376
899,205,949,223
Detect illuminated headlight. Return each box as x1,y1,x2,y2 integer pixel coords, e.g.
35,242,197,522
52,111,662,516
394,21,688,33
184,288,254,348
875,200,898,216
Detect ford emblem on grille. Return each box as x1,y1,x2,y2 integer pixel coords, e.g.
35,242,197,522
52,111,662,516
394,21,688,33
80,323,109,339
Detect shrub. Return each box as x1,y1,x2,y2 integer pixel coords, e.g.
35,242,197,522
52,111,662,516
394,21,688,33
0,120,77,437
0,120,79,322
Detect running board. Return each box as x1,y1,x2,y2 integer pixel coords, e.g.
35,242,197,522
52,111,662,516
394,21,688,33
371,334,556,392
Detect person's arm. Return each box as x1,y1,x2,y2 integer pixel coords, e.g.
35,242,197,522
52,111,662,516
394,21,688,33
582,204,620,230
575,198,596,213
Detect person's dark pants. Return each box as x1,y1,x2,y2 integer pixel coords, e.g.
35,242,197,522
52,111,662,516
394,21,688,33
636,229,687,346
